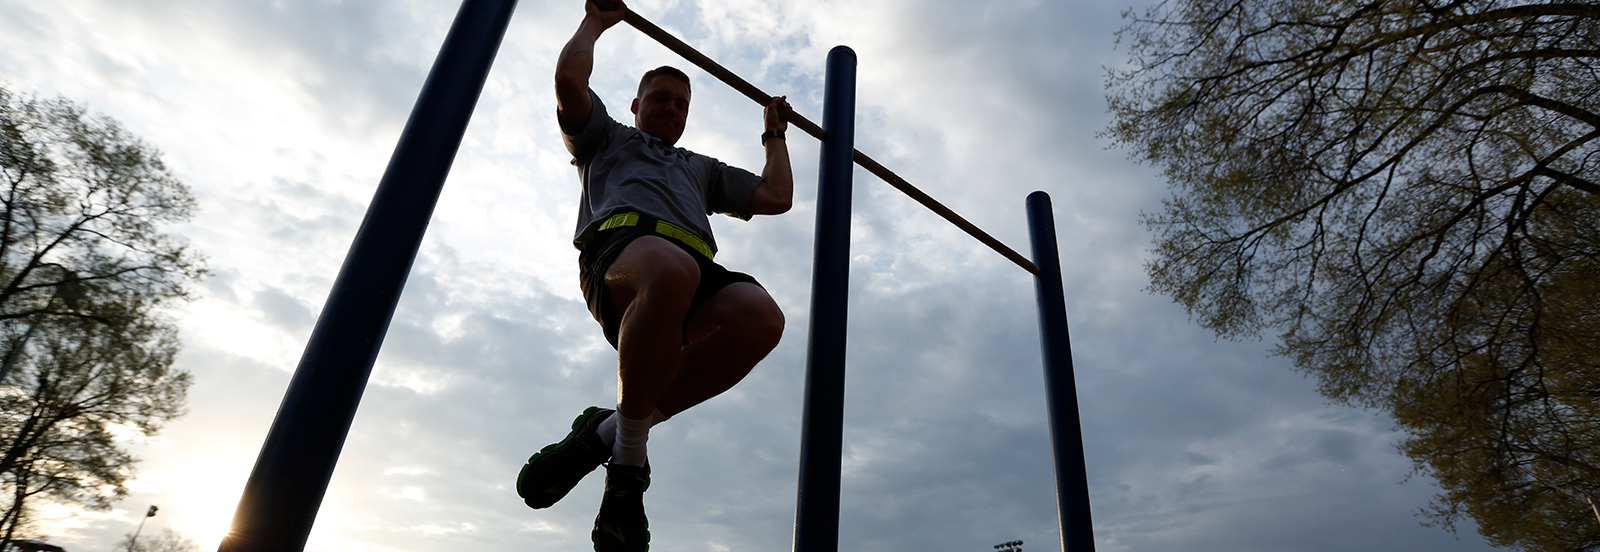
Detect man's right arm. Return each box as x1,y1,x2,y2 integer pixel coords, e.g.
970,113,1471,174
555,0,626,136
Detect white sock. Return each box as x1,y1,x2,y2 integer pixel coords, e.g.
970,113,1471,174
598,412,619,448
613,413,651,467
598,408,668,449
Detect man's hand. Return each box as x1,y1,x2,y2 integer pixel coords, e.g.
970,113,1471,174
585,0,627,30
764,96,791,132
557,0,629,135
751,95,794,216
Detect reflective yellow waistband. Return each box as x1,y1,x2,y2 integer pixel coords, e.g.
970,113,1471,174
597,212,714,260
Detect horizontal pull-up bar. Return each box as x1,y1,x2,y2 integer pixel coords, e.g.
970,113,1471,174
609,5,1042,275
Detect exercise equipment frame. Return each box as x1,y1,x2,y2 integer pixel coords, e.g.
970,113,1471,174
218,2,1093,551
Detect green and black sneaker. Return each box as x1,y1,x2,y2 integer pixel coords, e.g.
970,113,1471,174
516,406,614,509
593,462,651,552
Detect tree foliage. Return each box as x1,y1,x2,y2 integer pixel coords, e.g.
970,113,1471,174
1106,0,1599,548
0,87,202,544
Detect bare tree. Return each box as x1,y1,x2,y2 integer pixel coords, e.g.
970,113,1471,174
120,527,200,552
0,87,202,545
1106,1,1599,549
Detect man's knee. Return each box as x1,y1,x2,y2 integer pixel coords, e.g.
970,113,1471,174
750,301,784,352
733,286,785,351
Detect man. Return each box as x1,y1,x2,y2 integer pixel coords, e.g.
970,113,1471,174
515,0,793,550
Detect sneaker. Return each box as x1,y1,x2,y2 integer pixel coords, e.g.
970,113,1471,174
517,406,614,509
592,462,651,552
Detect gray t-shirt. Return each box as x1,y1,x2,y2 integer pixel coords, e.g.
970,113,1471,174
564,90,763,253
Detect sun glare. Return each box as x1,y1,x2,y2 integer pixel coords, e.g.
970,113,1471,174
130,447,257,549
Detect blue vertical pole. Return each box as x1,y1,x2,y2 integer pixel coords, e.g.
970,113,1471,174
218,1,517,550
793,45,857,552
1026,191,1095,552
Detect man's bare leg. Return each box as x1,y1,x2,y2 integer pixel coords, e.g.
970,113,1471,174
656,282,784,417
603,236,700,465
600,242,785,460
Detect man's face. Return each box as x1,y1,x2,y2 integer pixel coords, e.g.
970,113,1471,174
631,75,690,146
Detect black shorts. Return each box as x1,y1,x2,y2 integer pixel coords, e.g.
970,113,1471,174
579,225,761,348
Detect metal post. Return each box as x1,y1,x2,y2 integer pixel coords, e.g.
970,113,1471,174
218,1,517,550
1026,191,1095,552
126,506,154,552
127,517,146,552
793,45,856,552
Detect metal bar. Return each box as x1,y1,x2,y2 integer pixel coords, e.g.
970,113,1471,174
851,152,1039,274
217,1,517,549
608,5,824,139
1026,191,1095,552
606,5,1039,275
793,46,856,552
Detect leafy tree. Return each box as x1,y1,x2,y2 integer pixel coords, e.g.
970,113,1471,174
1105,0,1599,548
120,527,201,552
0,87,202,545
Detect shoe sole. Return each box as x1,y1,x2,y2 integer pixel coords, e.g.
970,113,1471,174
517,406,610,509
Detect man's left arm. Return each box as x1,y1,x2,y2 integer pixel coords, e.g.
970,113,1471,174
748,96,793,215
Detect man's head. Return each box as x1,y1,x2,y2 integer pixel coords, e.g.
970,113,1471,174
630,66,691,146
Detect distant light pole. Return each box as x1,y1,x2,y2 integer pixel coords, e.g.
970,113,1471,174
125,506,157,552
994,540,1024,552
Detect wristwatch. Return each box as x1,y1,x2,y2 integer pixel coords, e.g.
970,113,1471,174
762,129,786,145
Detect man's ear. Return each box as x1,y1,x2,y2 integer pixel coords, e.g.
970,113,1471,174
630,98,640,115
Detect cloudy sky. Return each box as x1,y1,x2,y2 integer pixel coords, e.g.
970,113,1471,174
0,0,1506,551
